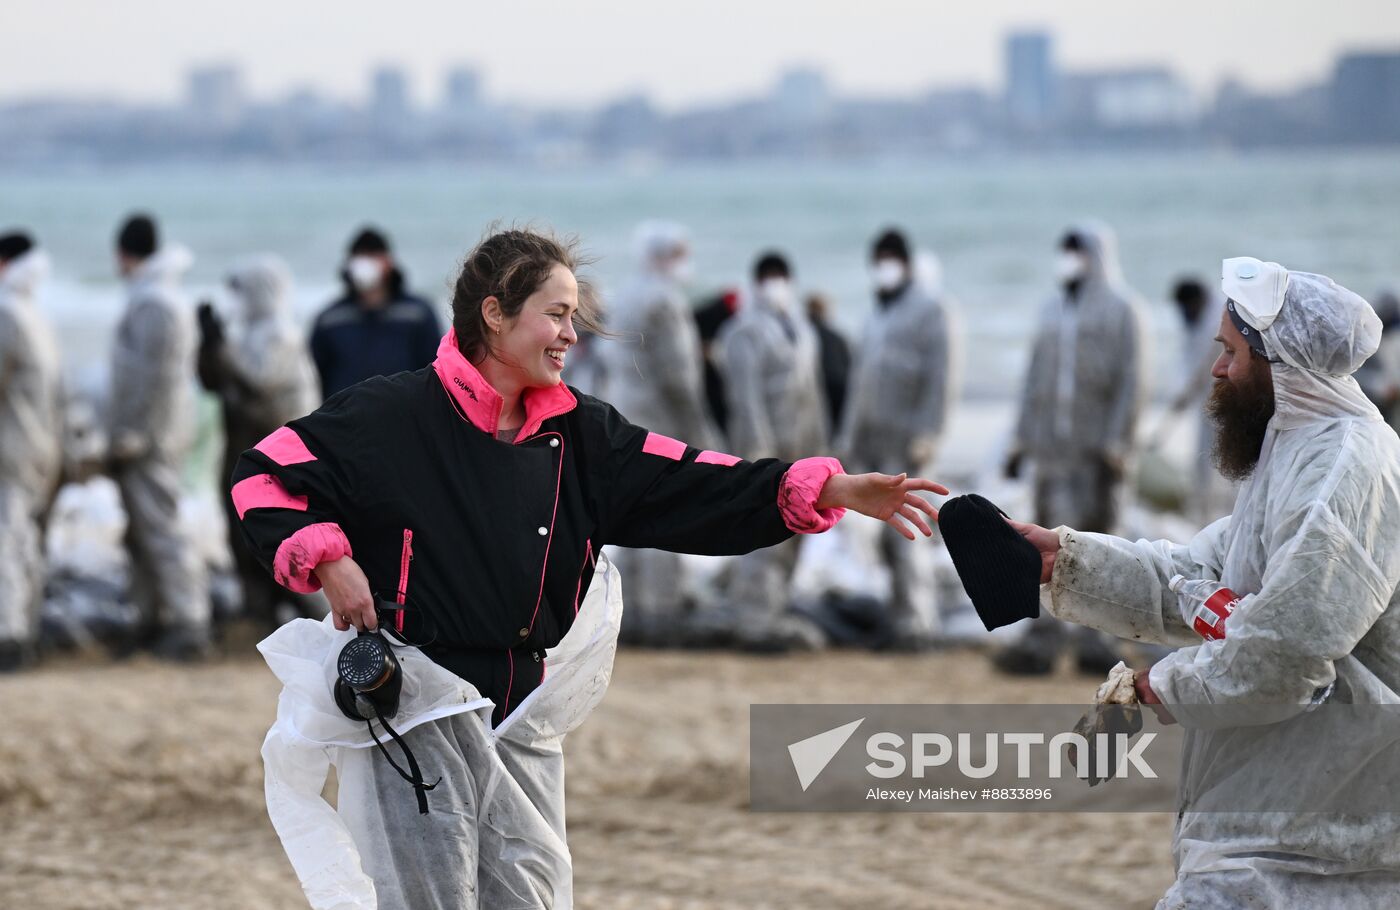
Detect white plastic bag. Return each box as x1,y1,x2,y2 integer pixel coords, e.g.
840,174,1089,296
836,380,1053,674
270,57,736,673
258,552,624,909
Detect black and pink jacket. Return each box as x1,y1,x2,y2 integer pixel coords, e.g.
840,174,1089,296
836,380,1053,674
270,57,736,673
231,331,845,725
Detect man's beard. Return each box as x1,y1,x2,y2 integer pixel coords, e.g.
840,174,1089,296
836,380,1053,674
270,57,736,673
1206,362,1276,481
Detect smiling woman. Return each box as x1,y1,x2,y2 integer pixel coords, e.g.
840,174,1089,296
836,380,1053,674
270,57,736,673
449,228,604,393
232,224,947,909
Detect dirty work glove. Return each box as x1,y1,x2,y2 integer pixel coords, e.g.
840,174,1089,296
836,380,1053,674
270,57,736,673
939,494,1041,630
1070,661,1144,787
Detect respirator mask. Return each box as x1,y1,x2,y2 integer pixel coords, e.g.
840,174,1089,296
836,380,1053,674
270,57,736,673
333,604,440,813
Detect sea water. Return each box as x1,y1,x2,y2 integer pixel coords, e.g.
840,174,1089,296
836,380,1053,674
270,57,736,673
5,150,1397,402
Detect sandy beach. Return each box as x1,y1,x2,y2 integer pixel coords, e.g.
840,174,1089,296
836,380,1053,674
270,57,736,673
2,643,1175,909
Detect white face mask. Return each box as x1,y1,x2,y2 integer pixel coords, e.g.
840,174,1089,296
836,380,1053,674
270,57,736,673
1055,251,1087,283
872,259,907,292
347,255,386,293
667,256,694,284
758,277,792,311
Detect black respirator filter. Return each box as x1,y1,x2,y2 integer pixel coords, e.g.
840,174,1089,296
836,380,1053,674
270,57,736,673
938,494,1043,631
334,630,438,813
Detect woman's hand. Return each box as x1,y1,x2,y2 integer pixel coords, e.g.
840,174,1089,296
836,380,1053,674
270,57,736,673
317,556,379,632
1003,517,1061,584
816,472,949,541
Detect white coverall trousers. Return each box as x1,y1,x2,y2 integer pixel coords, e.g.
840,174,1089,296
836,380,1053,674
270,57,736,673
0,481,45,643
339,713,568,910
115,454,210,633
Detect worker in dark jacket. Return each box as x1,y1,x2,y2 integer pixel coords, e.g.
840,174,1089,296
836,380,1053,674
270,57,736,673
233,228,945,909
308,226,442,399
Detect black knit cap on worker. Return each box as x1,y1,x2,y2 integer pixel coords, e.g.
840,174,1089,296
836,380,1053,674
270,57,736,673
117,214,158,259
348,226,391,256
871,228,910,263
939,494,1042,631
0,231,34,262
753,250,791,281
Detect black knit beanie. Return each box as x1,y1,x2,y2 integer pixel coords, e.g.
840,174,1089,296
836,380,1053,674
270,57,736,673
117,214,158,259
939,494,1042,631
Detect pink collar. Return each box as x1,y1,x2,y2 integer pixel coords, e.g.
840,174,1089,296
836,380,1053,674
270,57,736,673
432,329,578,440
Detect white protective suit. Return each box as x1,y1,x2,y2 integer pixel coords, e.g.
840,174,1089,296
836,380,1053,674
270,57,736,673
601,222,718,644
838,270,955,643
1005,223,1148,666
1041,260,1400,907
0,249,62,645
109,246,210,635
260,551,623,910
1013,222,1147,529
202,257,321,626
708,284,828,648
220,256,321,431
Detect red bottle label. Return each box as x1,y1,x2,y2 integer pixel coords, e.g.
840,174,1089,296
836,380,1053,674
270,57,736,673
1191,587,1238,641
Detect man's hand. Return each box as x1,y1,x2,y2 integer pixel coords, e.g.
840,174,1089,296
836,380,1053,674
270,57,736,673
1134,668,1175,725
816,472,948,541
317,556,379,632
1003,517,1060,584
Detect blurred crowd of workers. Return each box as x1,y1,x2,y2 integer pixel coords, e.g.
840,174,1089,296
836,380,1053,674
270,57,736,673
2,213,1397,674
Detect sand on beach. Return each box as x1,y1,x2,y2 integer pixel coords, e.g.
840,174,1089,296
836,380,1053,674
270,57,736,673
0,643,1175,910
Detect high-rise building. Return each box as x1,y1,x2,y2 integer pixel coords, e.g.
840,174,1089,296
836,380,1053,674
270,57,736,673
773,67,831,121
1331,51,1400,142
371,66,410,120
1005,31,1056,127
444,67,482,116
186,64,244,127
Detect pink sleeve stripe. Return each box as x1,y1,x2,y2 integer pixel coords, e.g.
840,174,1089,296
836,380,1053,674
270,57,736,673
232,473,309,520
254,426,317,466
273,522,352,593
696,450,742,467
778,457,848,534
641,432,687,461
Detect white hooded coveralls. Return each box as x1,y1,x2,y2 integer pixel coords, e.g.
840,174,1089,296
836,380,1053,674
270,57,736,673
109,246,210,633
0,250,62,643
601,223,718,642
260,552,624,910
838,273,954,639
1042,260,1400,908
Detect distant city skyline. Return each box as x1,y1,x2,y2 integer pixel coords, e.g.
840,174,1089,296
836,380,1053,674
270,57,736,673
8,1,1400,109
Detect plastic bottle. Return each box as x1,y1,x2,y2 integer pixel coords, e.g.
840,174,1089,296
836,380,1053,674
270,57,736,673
1168,575,1241,641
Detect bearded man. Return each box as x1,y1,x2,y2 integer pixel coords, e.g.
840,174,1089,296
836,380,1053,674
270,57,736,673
1002,257,1400,907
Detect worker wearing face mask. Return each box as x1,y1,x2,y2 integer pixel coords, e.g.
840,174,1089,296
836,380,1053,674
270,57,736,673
0,231,62,671
603,220,720,645
699,252,831,651
838,228,954,649
995,223,1148,676
308,227,442,400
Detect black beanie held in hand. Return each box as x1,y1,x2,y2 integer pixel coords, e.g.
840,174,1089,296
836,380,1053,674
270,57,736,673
939,494,1042,631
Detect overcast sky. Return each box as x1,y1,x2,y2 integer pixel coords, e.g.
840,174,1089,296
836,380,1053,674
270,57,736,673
8,0,1400,108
